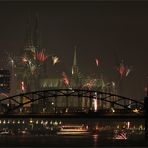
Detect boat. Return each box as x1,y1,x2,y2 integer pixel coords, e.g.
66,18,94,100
0,131,10,135
57,124,90,135
0,128,13,135
113,130,127,140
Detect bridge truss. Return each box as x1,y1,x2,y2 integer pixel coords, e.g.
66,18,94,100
0,89,144,116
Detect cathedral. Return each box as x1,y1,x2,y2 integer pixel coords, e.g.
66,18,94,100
0,14,116,110
10,14,106,94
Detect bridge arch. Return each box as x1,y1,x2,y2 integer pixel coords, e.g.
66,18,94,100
0,89,144,114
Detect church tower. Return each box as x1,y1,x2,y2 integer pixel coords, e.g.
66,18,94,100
24,13,40,53
33,13,40,50
24,14,34,51
22,14,41,92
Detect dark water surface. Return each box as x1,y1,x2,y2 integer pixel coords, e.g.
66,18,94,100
0,135,145,147
0,134,146,147
0,118,146,147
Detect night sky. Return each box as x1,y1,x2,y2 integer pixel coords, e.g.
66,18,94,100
0,1,148,100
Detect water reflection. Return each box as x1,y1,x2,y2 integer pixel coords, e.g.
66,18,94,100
0,118,146,146
93,134,99,147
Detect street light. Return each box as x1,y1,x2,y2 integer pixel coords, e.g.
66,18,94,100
29,119,33,124
36,120,39,124
3,120,6,124
29,118,33,130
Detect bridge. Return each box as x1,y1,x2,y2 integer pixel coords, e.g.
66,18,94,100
0,89,148,144
0,89,144,118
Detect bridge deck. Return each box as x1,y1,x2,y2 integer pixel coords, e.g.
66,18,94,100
0,112,144,118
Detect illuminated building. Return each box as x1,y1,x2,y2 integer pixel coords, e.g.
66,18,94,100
1,14,117,110
0,69,10,94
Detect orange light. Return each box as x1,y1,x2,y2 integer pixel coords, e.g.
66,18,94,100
133,108,139,113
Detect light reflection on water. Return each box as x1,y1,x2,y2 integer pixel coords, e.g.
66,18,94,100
0,118,146,147
93,134,99,147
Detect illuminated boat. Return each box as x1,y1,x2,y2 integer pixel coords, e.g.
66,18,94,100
57,124,90,135
0,131,10,135
113,130,127,140
0,128,13,135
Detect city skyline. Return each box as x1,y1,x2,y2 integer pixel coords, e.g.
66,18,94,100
0,1,148,100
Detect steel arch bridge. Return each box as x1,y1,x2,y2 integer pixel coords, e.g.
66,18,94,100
0,89,144,117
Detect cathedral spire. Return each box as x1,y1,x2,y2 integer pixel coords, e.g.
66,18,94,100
33,13,40,50
24,13,33,49
73,46,77,66
72,46,78,75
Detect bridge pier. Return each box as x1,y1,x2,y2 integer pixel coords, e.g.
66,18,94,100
144,97,148,145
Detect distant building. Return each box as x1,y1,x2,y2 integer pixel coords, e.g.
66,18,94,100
0,69,10,93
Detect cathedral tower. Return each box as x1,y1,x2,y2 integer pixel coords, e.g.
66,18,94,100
33,13,40,50
24,14,34,50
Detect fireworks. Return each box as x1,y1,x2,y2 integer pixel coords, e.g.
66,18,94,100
83,79,96,89
22,56,28,63
4,44,135,96
36,50,48,62
117,60,131,78
125,68,131,77
95,57,100,67
62,72,69,86
52,55,60,65
20,81,25,92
